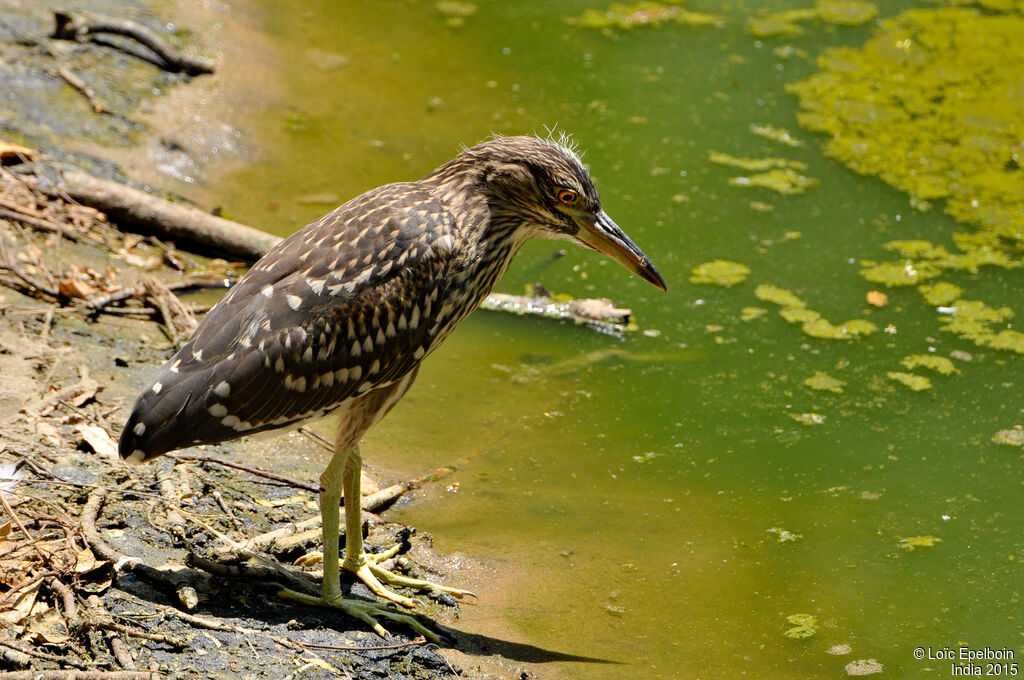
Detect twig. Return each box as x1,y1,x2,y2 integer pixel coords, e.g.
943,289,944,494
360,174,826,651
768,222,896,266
0,206,96,245
0,262,61,299
167,453,320,493
0,640,91,670
288,636,427,651
51,66,107,113
48,576,81,628
161,609,305,652
52,11,215,75
88,277,234,312
95,621,187,648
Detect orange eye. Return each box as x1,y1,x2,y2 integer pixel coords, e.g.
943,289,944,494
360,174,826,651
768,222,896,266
557,189,579,205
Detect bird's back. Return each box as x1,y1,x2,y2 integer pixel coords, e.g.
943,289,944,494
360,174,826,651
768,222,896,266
120,182,460,463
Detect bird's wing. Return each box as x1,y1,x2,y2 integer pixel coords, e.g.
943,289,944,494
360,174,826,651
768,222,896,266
121,183,458,461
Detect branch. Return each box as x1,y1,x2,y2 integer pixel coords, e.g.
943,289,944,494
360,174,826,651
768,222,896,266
52,11,214,76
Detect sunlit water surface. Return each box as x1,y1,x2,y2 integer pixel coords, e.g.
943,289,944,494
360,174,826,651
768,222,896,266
218,1,1023,677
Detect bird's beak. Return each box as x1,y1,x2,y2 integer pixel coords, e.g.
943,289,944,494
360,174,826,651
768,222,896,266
576,211,667,291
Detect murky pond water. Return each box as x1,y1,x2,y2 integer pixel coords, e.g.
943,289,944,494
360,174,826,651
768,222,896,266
219,1,1023,677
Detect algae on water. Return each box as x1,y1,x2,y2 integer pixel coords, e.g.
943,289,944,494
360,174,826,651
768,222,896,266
783,613,818,639
690,260,751,287
900,354,959,375
804,371,846,393
788,7,1024,243
568,2,723,31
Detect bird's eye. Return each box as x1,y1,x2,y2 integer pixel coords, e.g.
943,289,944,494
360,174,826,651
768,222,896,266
557,189,579,205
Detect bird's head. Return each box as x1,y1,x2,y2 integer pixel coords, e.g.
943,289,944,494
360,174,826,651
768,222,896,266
438,135,667,291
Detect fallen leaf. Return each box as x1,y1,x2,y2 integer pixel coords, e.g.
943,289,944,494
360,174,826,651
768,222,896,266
58,277,96,299
0,138,34,161
75,423,118,458
866,290,888,307
27,607,70,644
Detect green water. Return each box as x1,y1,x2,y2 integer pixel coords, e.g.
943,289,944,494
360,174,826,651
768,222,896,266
220,1,1023,677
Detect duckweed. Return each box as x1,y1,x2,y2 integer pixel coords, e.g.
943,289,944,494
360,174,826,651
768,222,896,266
749,123,803,147
569,2,723,31
804,371,846,393
779,307,821,324
690,259,751,287
802,318,877,339
728,168,820,195
707,151,806,172
783,613,818,639
900,354,960,375
859,260,943,287
768,527,803,542
991,425,1024,448
918,282,963,306
888,371,933,391
898,535,942,551
788,7,1024,243
790,412,826,425
754,284,877,339
754,284,806,308
741,306,768,321
748,1,877,37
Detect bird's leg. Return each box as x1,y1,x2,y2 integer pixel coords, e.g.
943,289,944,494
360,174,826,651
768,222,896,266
278,445,439,642
341,446,475,606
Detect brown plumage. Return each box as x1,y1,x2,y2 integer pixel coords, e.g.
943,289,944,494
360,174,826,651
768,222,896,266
118,135,665,638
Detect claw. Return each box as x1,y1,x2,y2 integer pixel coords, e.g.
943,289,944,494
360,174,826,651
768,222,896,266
278,587,440,642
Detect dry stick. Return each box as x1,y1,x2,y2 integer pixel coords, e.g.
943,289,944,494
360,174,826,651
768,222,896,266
291,636,427,651
0,640,91,670
52,11,214,76
88,277,234,311
0,206,95,245
96,621,187,648
51,66,106,113
0,262,61,299
167,453,320,493
0,672,160,680
35,168,280,261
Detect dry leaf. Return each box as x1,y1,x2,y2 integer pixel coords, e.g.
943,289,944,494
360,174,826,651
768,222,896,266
58,277,97,299
0,138,34,161
75,423,118,458
73,546,109,574
34,420,63,447
27,607,70,644
866,290,888,307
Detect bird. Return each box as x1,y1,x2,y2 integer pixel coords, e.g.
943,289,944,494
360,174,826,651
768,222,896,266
119,135,666,639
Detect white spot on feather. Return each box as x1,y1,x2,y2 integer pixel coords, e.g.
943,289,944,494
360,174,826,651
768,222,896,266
126,449,146,464
262,284,274,298
287,294,302,310
209,404,228,417
133,422,146,436
214,381,231,398
221,415,240,428
152,382,163,394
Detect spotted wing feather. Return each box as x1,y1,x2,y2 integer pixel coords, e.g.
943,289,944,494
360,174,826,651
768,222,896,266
120,183,456,462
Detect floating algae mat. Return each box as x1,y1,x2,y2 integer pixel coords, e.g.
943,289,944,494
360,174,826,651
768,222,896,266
787,6,1024,241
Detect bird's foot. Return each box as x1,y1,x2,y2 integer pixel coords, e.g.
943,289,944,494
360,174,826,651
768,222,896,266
278,587,441,642
345,544,476,608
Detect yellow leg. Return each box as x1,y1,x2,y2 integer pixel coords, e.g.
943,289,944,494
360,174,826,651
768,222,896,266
341,447,474,607
279,445,439,641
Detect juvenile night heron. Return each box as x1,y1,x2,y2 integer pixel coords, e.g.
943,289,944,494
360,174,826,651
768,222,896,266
119,135,665,638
